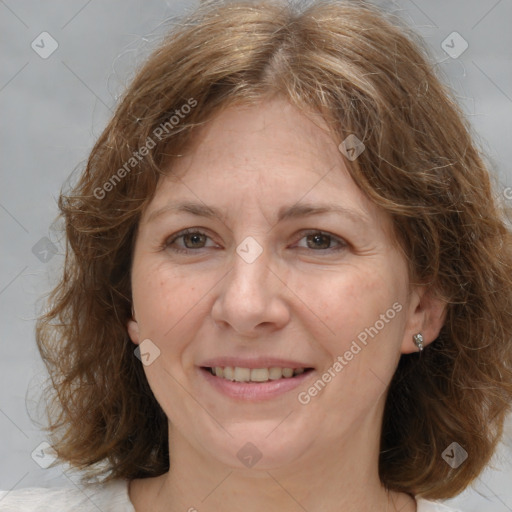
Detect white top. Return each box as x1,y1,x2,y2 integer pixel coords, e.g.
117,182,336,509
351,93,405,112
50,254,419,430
0,479,463,511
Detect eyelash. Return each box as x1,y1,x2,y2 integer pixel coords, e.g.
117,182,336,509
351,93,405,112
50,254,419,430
163,228,347,255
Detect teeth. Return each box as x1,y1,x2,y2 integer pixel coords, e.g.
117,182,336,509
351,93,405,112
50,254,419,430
209,366,307,382
269,367,283,380
234,367,250,382
282,368,294,378
251,368,269,382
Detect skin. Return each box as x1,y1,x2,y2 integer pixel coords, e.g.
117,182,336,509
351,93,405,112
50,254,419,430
127,96,446,512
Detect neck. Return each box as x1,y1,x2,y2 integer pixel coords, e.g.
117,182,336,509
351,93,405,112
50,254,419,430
130,403,416,512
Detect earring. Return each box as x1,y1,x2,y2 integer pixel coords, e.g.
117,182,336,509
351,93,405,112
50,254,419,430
413,333,424,352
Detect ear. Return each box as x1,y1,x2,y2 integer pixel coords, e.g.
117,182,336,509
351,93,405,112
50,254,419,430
401,285,447,354
127,309,141,345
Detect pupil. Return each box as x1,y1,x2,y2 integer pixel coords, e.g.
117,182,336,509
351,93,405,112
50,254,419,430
185,233,205,247
308,234,330,249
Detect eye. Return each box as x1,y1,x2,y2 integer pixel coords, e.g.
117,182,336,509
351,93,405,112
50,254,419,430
164,229,218,253
163,228,347,255
294,230,347,252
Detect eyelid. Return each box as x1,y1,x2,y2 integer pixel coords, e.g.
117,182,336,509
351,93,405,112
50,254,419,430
164,228,220,252
164,227,347,254
292,229,348,251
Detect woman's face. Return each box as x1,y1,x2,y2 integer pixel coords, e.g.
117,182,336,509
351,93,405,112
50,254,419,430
128,97,441,470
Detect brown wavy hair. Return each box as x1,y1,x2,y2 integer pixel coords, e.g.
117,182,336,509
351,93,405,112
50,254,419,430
36,0,512,500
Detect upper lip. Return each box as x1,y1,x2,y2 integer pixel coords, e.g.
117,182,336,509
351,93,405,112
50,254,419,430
199,357,313,369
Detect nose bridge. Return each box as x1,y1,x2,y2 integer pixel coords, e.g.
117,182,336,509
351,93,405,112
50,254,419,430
212,239,289,333
227,243,272,304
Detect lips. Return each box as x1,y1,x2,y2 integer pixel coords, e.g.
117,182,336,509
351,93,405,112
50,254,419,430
198,358,315,400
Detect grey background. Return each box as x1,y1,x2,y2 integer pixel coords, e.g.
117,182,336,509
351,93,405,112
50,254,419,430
1,0,511,510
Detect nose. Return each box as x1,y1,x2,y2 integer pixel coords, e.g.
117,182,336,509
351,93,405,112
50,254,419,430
210,247,291,337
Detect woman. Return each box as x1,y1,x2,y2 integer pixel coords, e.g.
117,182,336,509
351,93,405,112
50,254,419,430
1,1,511,511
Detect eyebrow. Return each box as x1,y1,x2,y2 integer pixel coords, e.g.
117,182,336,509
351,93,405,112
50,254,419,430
145,201,369,226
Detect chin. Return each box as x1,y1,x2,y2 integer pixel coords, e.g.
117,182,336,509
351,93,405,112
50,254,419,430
198,420,314,471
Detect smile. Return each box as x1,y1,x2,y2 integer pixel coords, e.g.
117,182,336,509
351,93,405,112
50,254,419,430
200,364,315,401
205,366,313,382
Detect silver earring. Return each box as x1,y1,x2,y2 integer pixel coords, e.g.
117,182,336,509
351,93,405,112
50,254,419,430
413,333,424,352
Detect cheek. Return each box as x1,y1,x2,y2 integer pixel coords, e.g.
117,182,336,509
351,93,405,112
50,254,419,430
293,264,406,356
132,262,206,341
293,266,407,421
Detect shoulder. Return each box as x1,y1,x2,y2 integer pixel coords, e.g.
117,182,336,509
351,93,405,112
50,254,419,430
0,479,135,512
416,497,464,512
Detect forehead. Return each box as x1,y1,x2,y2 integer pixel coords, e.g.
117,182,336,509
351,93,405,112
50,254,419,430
171,97,339,181
143,97,390,235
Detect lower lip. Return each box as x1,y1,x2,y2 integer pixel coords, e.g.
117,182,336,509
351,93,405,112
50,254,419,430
199,367,314,401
